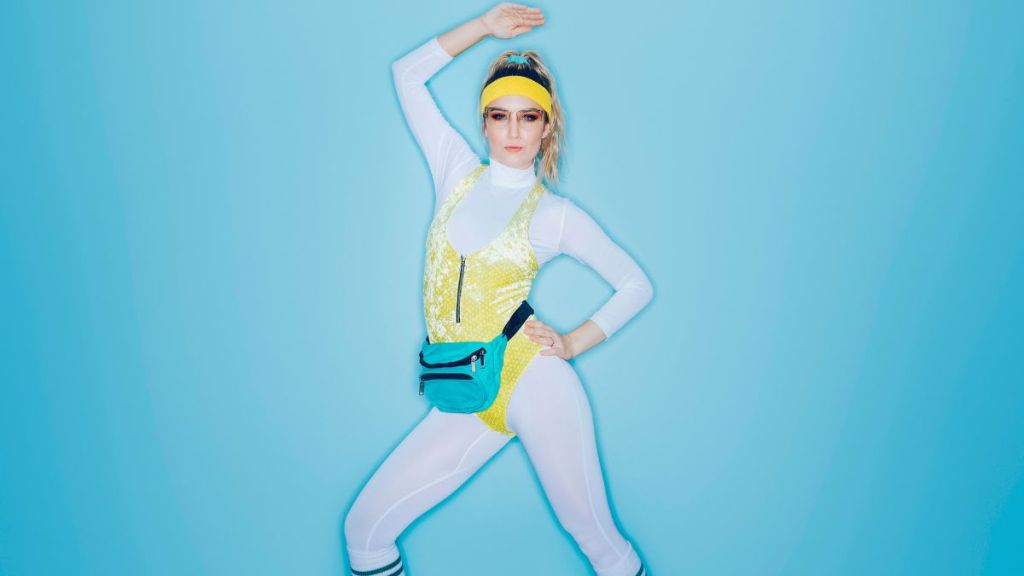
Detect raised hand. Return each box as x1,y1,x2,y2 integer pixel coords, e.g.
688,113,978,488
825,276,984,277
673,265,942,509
481,3,545,39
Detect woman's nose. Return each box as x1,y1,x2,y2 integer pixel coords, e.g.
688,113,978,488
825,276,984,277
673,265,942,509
508,116,521,138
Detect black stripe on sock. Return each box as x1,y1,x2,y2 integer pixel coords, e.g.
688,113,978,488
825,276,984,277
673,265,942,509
635,564,645,576
387,567,404,576
352,557,402,575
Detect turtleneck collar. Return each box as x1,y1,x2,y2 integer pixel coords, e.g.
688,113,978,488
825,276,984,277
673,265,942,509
487,157,537,189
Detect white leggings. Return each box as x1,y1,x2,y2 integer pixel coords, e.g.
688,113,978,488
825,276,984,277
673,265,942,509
344,354,646,576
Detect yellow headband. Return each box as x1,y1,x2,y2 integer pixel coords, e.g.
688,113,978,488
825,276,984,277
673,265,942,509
480,76,552,117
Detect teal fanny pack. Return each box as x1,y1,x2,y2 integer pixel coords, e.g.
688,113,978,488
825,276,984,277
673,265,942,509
418,300,534,413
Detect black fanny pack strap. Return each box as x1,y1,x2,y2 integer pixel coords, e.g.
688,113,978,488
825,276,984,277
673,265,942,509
424,300,533,344
502,300,534,340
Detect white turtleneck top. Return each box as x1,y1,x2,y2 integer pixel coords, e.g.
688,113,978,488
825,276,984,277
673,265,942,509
392,37,653,339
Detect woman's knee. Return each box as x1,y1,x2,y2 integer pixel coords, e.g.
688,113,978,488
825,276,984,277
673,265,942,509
343,491,375,549
344,474,403,551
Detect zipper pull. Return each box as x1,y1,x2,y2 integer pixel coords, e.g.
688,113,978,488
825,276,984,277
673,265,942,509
470,354,477,373
479,349,486,368
419,378,425,395
456,255,467,324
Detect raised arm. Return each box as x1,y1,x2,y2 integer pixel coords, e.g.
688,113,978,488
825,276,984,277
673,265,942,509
391,38,478,201
391,4,545,202
524,198,654,359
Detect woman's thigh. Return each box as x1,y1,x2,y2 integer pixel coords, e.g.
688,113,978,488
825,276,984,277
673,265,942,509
505,355,635,568
346,407,512,553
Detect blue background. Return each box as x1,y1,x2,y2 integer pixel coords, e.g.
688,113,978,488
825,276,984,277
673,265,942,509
2,1,1023,574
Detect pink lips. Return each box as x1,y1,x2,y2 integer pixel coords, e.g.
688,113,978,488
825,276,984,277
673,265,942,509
504,146,523,152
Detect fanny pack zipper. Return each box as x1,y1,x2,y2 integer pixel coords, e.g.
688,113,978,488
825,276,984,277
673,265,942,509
419,347,487,396
419,347,486,370
419,372,474,395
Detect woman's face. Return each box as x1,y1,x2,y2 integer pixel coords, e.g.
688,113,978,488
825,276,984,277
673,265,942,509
482,95,552,170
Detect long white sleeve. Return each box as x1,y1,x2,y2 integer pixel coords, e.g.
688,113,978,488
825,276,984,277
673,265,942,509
557,199,654,339
392,38,651,341
391,37,479,204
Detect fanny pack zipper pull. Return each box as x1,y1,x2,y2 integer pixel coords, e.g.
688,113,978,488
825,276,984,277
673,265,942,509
479,348,485,368
470,354,477,373
419,378,425,395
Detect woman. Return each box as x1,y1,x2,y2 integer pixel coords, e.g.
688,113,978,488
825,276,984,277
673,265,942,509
344,4,654,575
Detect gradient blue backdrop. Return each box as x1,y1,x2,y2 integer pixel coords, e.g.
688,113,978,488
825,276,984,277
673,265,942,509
2,1,1022,574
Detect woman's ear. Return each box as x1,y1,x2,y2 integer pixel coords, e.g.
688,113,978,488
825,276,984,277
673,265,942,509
542,121,552,139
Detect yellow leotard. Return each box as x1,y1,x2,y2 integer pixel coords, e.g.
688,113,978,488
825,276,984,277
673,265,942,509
423,164,545,436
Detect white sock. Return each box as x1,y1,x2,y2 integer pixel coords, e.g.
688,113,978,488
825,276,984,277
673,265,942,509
348,543,403,576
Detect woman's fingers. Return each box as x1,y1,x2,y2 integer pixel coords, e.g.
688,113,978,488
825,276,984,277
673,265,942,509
538,336,568,358
485,3,543,38
527,323,570,359
525,319,573,359
523,320,542,341
505,3,541,12
508,15,543,29
515,9,544,21
525,319,547,334
503,5,543,23
524,320,557,346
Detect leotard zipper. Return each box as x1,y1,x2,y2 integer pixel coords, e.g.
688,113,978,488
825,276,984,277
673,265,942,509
456,255,466,323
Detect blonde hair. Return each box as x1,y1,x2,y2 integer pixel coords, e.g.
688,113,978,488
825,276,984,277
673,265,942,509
480,50,565,188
